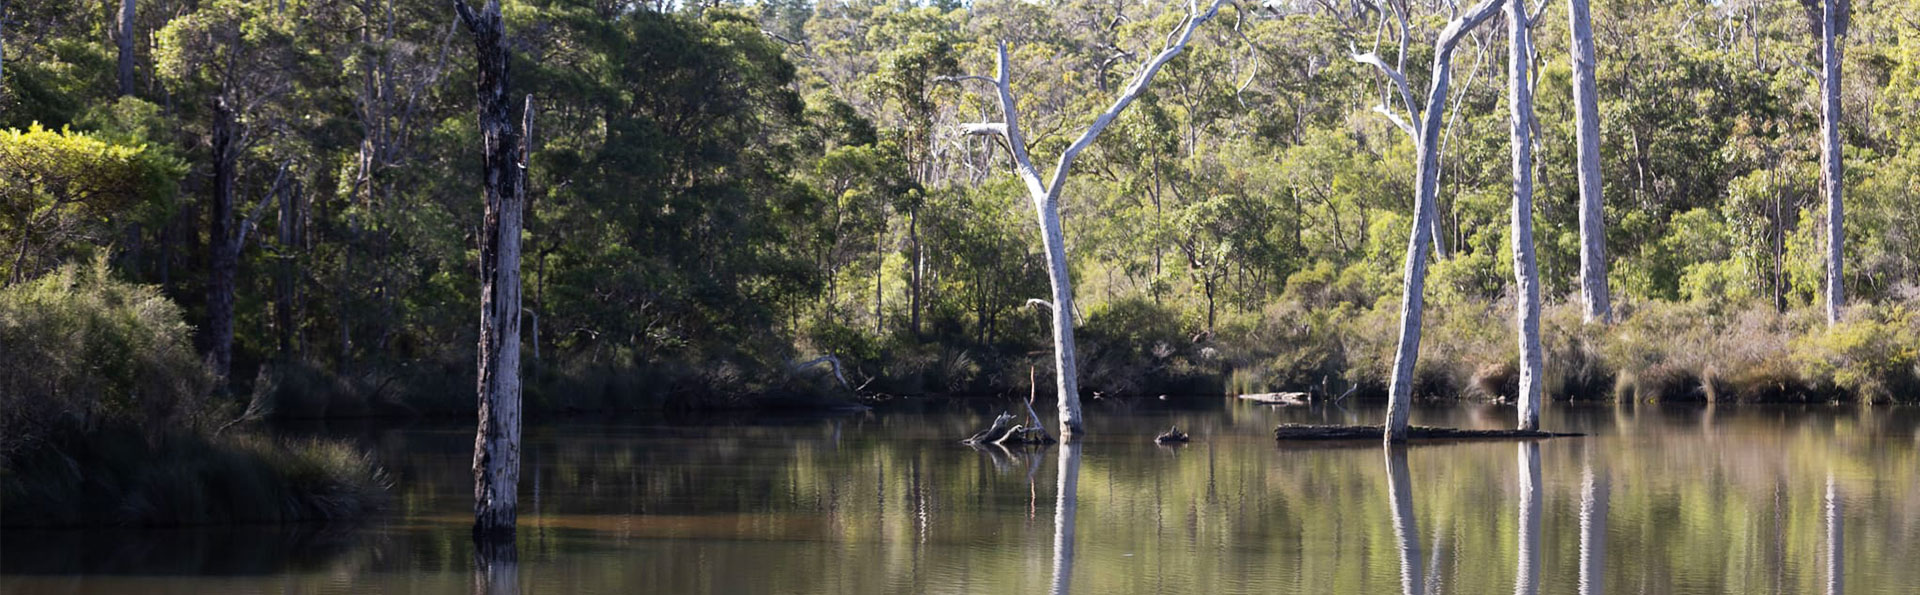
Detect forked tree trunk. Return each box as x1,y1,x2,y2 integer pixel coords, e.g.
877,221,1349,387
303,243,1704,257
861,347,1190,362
457,0,526,542
1569,0,1610,323
1508,0,1544,432
1381,0,1506,442
948,0,1225,440
116,0,136,96
1819,0,1845,325
207,97,238,383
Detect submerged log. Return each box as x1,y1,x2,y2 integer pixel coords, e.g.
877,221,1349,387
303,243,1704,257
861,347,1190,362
1274,424,1582,442
964,411,1056,446
1154,426,1190,444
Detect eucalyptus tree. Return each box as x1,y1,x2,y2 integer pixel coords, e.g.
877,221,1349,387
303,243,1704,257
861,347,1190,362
944,0,1228,439
1801,0,1848,324
1506,0,1543,431
1569,0,1609,323
1351,0,1506,441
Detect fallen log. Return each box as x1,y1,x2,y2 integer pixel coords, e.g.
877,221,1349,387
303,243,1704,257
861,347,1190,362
1154,426,1190,444
1274,424,1582,442
1240,392,1309,405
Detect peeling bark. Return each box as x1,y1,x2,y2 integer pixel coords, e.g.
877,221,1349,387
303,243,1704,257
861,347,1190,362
456,0,526,542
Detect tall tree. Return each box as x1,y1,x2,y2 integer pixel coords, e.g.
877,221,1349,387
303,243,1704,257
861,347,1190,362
1569,0,1609,323
115,0,135,96
1803,0,1848,324
1354,0,1506,442
1507,0,1543,431
454,0,526,542
946,0,1226,440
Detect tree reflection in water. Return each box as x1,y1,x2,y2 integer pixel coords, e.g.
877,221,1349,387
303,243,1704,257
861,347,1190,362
1385,445,1423,595
1050,441,1082,595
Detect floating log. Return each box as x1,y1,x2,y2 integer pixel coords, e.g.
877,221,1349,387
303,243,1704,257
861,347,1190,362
1240,392,1309,405
1154,426,1190,444
1274,424,1583,442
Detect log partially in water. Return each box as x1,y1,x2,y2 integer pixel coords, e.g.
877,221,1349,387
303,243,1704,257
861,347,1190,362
1274,424,1582,442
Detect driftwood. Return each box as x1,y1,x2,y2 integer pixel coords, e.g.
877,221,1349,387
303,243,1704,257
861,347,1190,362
1240,392,1309,405
963,411,1056,445
1154,426,1190,444
1274,424,1582,442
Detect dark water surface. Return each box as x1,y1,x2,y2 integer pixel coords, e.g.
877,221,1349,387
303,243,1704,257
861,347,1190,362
5,400,1920,594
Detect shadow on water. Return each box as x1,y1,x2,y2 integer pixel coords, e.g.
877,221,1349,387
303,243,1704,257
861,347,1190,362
0,521,373,576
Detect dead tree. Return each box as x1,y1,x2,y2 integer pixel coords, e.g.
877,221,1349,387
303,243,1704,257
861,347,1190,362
455,0,527,542
1801,0,1849,325
943,0,1228,440
1507,0,1544,431
1569,0,1610,323
1353,0,1507,442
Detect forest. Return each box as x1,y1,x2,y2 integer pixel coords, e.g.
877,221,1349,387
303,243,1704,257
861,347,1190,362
7,0,1920,443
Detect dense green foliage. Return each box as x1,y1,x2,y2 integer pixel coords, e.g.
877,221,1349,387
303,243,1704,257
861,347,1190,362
5,0,1920,407
0,262,385,526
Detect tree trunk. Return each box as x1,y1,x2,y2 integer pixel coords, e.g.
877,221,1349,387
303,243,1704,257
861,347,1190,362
1384,0,1505,442
1034,196,1085,438
1515,442,1542,595
1570,0,1610,323
207,97,238,383
1578,461,1609,595
1820,0,1845,325
1049,441,1082,595
909,208,921,338
1508,0,1544,432
116,0,136,96
457,0,525,542
1385,445,1423,595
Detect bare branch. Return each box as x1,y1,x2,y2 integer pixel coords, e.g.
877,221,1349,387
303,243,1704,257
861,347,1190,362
1352,50,1419,121
234,159,295,253
1374,104,1419,139
958,122,1009,137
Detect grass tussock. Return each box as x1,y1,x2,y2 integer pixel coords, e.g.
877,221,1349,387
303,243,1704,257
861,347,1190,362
0,260,387,527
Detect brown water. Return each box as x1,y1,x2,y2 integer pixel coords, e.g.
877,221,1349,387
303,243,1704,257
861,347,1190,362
4,399,1919,594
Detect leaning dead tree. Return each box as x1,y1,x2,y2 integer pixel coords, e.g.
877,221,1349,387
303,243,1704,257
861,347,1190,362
943,0,1227,440
1568,0,1610,323
1507,0,1544,432
1354,0,1506,442
455,0,528,542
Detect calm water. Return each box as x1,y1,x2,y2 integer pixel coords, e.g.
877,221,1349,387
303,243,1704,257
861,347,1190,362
5,399,1920,594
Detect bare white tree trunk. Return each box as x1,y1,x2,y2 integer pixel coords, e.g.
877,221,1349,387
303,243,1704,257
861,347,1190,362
1569,0,1610,323
947,0,1225,440
1049,441,1082,595
1385,445,1424,595
1365,0,1507,442
1578,461,1609,595
1819,0,1845,325
456,0,526,541
1514,442,1542,595
1508,0,1544,432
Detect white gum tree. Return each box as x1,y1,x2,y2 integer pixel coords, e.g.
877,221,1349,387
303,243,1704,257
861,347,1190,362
1352,0,1507,442
945,0,1227,440
1507,0,1544,431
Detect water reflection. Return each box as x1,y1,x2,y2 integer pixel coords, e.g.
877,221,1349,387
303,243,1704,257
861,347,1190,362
1513,443,1540,595
473,538,520,595
1827,472,1843,595
1577,458,1608,595
1385,445,1423,595
1050,442,1082,595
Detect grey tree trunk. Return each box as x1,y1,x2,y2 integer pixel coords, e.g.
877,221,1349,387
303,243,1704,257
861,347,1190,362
1508,0,1544,432
1570,0,1610,323
1578,461,1609,595
1515,442,1542,595
1379,0,1507,442
1385,445,1423,595
116,0,136,96
207,98,238,383
1819,0,1845,325
456,0,526,542
1049,441,1082,595
949,0,1224,440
